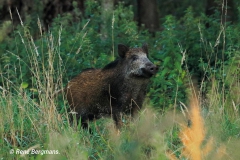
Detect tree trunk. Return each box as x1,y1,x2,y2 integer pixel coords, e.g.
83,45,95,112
43,0,85,29
137,0,159,33
100,0,114,40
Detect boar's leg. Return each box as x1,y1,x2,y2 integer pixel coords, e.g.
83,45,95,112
131,91,146,117
69,113,92,133
113,112,123,129
80,115,93,133
81,117,89,129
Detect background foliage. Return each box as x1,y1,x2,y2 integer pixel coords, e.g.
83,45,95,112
1,0,240,109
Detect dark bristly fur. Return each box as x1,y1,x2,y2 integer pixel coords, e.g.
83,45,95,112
102,59,120,70
65,43,158,131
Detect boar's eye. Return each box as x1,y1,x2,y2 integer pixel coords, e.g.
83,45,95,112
131,55,138,61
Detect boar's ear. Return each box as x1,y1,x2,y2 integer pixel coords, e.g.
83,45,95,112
142,43,148,54
118,44,129,58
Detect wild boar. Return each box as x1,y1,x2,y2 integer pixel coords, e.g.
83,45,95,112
66,43,158,130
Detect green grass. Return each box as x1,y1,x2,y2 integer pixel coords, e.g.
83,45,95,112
1,86,239,159
1,82,240,160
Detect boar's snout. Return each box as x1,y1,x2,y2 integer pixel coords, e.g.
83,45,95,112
141,62,158,78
